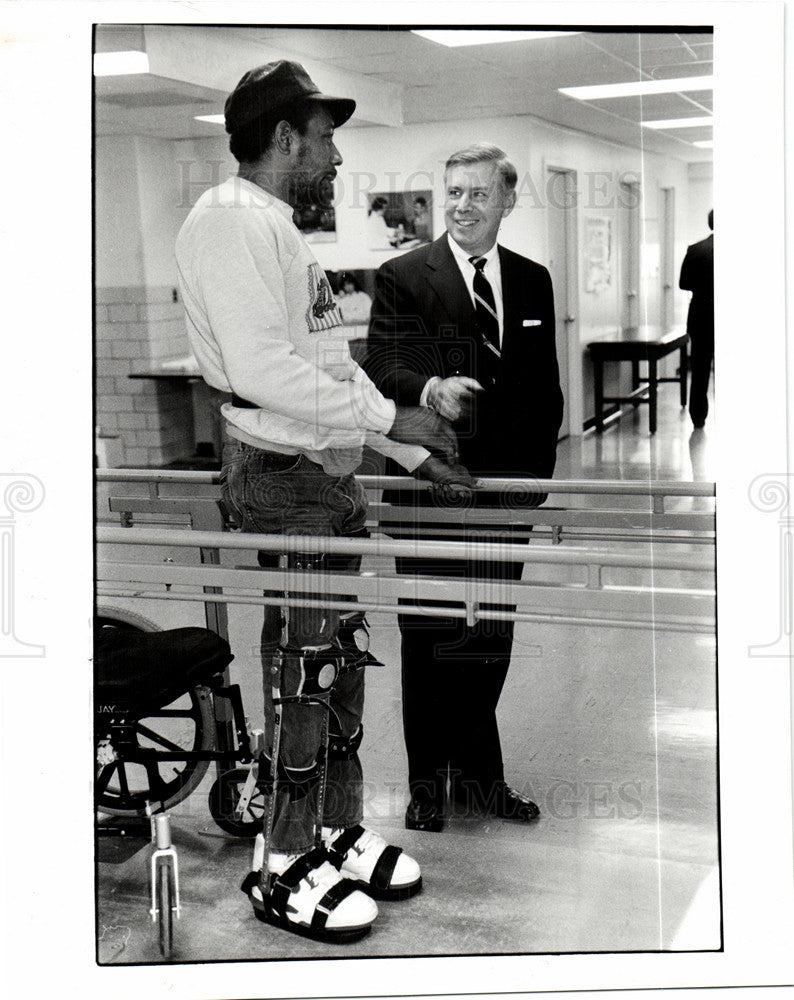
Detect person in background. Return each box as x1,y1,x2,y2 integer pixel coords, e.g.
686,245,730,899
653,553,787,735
366,142,563,833
336,272,373,325
367,196,398,249
176,59,474,944
679,209,714,429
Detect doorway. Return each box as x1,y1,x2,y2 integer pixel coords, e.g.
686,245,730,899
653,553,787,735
619,179,641,329
546,166,578,437
661,187,676,332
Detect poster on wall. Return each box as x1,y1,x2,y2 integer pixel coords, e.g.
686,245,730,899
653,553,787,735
293,175,337,242
367,190,433,250
584,214,612,292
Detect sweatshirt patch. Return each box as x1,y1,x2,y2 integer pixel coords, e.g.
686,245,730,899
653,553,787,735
306,263,343,333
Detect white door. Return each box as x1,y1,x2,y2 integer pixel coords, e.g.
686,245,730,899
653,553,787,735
546,167,577,437
619,180,641,329
661,187,676,331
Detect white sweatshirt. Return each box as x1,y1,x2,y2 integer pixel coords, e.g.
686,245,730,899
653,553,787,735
175,176,427,474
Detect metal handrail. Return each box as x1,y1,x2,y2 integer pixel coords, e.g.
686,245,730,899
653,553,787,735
97,524,714,633
97,471,715,549
96,525,712,571
95,468,715,498
96,471,715,633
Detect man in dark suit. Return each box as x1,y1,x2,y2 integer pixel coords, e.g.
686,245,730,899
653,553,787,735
679,209,714,428
365,143,564,832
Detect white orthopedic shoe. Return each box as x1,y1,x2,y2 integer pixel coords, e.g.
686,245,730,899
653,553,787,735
241,840,377,943
322,824,422,900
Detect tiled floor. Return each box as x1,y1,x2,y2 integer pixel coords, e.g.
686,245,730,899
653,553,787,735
96,381,719,963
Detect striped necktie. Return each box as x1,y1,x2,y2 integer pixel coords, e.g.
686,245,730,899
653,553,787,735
469,256,501,360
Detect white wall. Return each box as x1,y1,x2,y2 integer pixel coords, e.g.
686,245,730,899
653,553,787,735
134,137,189,289
95,135,144,288
686,161,714,246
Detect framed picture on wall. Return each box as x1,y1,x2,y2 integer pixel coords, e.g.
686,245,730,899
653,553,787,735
367,190,432,250
584,214,613,293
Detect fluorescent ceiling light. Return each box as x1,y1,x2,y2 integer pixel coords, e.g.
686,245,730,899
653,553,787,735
693,140,714,148
412,29,582,47
195,114,225,125
93,51,150,76
560,75,714,100
643,116,713,130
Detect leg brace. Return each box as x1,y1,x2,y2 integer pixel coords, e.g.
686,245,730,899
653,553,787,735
257,551,371,878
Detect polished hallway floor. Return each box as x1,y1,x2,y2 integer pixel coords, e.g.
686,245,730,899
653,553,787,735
96,381,719,963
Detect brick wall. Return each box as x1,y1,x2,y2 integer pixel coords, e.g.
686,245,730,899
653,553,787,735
95,285,195,467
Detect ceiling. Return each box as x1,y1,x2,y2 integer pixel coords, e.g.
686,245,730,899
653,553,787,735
94,25,713,163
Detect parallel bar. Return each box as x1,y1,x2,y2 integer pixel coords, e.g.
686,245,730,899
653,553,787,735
95,471,716,635
97,525,714,571
378,527,714,545
103,496,715,534
367,505,714,531
97,469,217,485
98,560,715,625
96,470,715,498
98,586,714,634
99,559,714,596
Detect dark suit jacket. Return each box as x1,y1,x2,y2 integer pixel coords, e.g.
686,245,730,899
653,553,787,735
365,235,563,481
679,233,714,341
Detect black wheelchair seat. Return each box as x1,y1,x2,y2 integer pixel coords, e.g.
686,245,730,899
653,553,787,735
95,626,233,718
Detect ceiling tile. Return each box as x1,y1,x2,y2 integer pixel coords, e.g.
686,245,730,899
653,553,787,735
583,92,712,121
94,23,145,52
662,125,713,143
93,25,714,163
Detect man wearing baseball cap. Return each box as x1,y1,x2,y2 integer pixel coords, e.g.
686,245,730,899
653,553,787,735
176,61,473,944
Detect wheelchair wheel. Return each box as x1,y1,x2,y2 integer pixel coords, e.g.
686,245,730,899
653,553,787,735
95,610,215,817
155,857,175,958
95,607,161,634
208,767,267,838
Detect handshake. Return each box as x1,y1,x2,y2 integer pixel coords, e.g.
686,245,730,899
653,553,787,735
388,403,478,495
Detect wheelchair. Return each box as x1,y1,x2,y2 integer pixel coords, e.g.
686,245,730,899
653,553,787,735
95,607,269,956
94,606,277,833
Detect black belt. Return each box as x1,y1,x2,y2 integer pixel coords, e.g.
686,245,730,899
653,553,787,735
231,393,257,409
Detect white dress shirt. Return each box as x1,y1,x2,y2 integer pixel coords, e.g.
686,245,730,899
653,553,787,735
421,235,504,407
446,233,504,344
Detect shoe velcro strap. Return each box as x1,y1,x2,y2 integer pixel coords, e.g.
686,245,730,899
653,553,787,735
277,847,330,889
371,844,403,892
270,847,330,916
310,878,359,932
328,823,366,859
240,870,260,896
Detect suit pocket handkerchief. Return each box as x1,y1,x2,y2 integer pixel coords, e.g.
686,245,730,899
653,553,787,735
523,319,542,327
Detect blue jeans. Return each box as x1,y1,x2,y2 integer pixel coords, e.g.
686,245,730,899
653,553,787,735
221,440,368,853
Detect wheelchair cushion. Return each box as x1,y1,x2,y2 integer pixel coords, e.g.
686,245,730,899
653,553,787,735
95,626,233,717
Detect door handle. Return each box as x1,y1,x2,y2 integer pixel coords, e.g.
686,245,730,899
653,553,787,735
627,290,637,297
564,315,576,323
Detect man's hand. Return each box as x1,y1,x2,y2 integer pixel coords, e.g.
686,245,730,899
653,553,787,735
414,456,478,488
414,456,480,503
427,376,483,422
389,405,459,464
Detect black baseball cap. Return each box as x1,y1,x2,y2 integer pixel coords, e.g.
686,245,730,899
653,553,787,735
224,60,356,134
